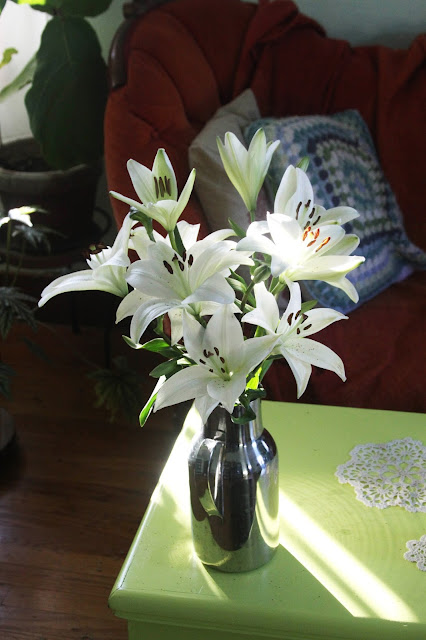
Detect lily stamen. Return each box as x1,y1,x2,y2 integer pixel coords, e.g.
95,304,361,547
315,236,331,252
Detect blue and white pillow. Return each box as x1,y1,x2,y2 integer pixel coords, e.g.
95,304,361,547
244,110,426,313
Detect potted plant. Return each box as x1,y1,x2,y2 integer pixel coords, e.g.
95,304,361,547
0,0,112,250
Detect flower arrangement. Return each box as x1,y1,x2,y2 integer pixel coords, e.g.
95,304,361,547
38,130,365,425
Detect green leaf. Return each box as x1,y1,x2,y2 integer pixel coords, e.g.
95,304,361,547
25,16,108,169
296,156,310,172
231,405,256,424
9,0,112,16
0,0,7,14
129,207,154,241
21,337,50,363
227,277,246,295
122,335,143,350
0,287,37,339
143,341,180,359
87,356,143,422
301,299,318,313
149,358,181,379
228,218,246,239
141,338,171,352
0,54,37,104
173,224,186,257
0,47,18,69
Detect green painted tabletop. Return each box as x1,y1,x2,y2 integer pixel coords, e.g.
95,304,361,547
109,401,426,640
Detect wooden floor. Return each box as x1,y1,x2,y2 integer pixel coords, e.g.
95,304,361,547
0,319,181,640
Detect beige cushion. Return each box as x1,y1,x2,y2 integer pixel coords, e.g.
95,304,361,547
188,89,269,233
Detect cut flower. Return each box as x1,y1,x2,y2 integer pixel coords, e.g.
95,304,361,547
237,212,364,302
119,221,253,345
243,280,347,397
217,128,279,217
39,212,136,306
154,305,277,423
110,148,196,231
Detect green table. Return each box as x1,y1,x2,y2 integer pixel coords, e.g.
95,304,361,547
109,402,426,640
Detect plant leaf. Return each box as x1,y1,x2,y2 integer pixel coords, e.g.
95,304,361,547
228,218,246,239
9,0,112,17
0,47,18,69
0,54,37,104
87,356,143,422
301,299,318,313
139,376,166,427
25,16,108,169
149,358,181,379
0,287,37,339
141,338,171,352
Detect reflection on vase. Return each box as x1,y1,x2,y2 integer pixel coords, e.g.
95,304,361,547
188,400,279,572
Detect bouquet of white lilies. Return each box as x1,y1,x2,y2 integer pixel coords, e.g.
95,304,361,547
39,130,365,425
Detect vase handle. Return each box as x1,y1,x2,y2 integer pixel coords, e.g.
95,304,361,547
198,439,224,518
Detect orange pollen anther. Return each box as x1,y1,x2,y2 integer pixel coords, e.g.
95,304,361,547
315,236,331,252
302,226,311,241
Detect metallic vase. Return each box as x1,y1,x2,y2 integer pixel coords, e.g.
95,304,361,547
188,400,279,572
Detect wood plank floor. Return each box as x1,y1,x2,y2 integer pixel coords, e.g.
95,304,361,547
0,319,181,639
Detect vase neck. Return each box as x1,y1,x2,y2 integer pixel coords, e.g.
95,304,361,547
204,400,263,444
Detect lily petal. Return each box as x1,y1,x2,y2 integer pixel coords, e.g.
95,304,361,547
154,365,213,411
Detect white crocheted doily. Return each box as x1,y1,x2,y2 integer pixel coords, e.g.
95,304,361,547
335,437,426,512
404,535,426,571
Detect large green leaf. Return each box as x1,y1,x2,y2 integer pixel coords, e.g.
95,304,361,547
25,16,107,169
9,0,112,17
0,53,37,103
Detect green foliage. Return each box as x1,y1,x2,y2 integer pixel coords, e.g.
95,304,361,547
149,357,182,379
9,0,112,17
25,16,107,169
0,54,36,103
228,218,246,239
0,286,37,339
1,0,112,169
87,356,144,423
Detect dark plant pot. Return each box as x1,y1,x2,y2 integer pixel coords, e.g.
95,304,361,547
0,138,102,243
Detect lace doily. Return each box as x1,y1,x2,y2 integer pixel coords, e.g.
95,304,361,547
404,535,426,571
335,437,426,512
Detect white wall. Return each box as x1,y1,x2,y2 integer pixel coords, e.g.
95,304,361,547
294,0,426,48
0,2,48,143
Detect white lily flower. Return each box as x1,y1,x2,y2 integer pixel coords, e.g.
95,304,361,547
120,222,253,344
39,213,136,307
217,129,280,215
0,206,34,228
154,306,277,423
237,212,364,302
274,165,359,228
110,148,195,232
243,281,347,398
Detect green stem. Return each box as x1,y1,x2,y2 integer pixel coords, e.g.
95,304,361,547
240,280,255,314
271,280,287,298
168,229,179,253
249,209,256,223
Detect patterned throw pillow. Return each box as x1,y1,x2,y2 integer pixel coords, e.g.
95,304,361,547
244,110,426,313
